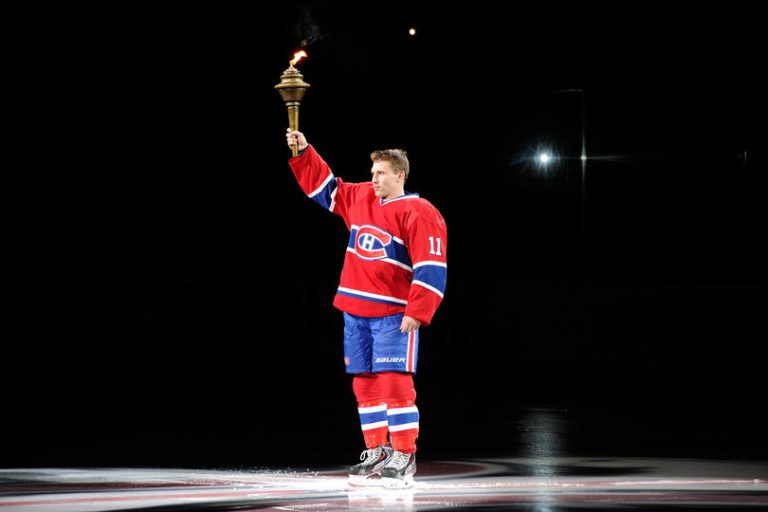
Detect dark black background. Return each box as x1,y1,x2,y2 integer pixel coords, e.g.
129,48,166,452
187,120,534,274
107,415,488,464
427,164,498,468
3,3,766,468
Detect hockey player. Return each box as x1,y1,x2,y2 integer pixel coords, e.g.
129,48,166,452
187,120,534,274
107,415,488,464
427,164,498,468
286,129,447,488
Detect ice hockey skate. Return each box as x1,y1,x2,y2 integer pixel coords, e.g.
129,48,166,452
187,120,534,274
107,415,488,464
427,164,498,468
380,450,416,489
348,444,393,486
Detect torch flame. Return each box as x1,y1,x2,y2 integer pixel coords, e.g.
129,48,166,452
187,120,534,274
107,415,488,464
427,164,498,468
290,50,308,67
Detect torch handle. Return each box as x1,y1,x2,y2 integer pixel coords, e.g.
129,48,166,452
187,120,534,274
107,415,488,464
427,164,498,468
286,103,300,157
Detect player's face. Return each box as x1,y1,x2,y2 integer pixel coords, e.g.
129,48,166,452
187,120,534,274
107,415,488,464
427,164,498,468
371,161,404,200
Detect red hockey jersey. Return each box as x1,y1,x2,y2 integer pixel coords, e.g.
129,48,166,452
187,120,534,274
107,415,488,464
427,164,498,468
289,145,447,325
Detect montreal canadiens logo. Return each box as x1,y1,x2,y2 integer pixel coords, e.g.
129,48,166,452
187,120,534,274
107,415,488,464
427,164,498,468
354,224,392,260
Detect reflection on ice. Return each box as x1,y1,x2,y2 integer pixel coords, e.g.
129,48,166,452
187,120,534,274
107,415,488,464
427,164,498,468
1,458,767,511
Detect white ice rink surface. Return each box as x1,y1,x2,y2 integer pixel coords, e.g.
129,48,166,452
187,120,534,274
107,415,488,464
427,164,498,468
1,457,767,511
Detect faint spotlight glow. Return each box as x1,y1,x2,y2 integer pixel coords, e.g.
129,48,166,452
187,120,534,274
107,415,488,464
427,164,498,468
408,28,417,36
538,153,551,164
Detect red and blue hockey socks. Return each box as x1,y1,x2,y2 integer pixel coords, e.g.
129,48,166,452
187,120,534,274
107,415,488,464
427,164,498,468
354,373,389,448
352,372,419,453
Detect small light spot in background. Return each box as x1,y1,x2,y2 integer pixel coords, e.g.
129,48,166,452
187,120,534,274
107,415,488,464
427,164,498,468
408,28,417,36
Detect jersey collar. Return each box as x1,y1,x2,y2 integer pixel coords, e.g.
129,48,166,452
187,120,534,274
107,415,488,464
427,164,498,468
380,192,419,205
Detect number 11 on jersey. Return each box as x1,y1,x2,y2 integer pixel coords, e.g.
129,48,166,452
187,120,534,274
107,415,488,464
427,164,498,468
428,236,443,256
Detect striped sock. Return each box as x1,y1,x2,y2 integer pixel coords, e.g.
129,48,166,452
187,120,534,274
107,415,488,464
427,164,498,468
358,401,389,448
387,401,419,453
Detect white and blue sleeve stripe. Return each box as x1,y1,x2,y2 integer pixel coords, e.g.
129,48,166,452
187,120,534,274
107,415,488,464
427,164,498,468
412,261,447,297
307,174,338,211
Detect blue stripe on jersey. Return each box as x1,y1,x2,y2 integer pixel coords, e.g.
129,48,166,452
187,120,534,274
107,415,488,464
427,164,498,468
387,240,412,268
359,410,388,425
387,411,420,426
413,264,447,294
337,288,407,307
347,227,412,268
310,176,337,210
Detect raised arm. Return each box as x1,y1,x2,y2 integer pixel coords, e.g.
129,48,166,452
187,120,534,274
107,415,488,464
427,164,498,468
286,129,309,152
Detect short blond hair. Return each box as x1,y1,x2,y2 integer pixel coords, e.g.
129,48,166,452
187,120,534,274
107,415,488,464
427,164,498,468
370,149,409,181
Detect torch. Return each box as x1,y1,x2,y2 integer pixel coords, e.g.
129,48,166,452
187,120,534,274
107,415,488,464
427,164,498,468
275,51,310,157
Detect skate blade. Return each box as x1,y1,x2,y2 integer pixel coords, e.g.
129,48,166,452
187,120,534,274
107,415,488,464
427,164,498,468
348,474,384,487
380,474,414,489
